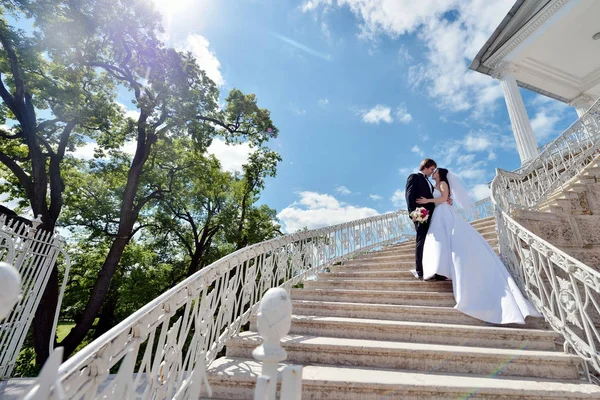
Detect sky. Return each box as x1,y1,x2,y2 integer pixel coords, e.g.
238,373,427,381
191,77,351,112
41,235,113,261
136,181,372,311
3,0,580,233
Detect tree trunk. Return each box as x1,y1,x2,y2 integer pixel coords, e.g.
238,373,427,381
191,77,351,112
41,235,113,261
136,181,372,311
94,289,119,339
59,128,152,357
187,244,204,278
235,194,249,250
60,237,130,357
33,266,59,365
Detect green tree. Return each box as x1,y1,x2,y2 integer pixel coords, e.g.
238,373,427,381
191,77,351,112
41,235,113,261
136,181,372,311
2,0,279,362
233,147,281,249
0,3,123,363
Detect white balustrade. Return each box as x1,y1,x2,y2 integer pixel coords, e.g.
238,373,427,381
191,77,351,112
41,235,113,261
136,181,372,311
492,97,600,383
25,208,419,399
0,215,69,379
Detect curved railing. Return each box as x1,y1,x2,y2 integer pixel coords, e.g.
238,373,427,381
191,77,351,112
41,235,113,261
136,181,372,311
46,209,416,399
496,99,600,212
491,99,600,383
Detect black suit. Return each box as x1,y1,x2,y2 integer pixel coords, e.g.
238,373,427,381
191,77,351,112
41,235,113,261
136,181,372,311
405,172,435,277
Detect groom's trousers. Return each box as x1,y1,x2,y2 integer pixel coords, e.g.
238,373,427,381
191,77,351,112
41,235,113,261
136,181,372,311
414,221,430,278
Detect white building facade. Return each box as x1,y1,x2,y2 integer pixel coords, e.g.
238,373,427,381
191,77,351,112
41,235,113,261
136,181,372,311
470,0,600,165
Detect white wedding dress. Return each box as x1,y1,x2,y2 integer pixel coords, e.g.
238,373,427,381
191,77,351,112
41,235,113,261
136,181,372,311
422,189,541,324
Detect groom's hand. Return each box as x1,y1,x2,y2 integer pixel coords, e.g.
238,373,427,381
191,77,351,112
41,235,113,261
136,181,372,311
446,197,453,206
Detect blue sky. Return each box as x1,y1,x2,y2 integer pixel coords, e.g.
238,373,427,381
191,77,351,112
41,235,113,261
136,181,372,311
3,0,580,233
165,0,576,232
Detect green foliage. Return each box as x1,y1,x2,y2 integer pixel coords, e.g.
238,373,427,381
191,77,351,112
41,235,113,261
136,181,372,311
2,0,283,368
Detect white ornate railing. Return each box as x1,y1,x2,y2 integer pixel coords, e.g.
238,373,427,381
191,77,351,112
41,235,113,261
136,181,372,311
492,98,600,383
496,99,600,212
0,215,68,379
34,209,415,399
493,207,600,383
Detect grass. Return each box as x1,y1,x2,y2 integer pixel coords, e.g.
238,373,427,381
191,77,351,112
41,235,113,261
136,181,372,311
56,321,75,342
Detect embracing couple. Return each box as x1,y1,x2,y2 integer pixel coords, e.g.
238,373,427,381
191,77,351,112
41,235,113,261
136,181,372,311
405,158,541,325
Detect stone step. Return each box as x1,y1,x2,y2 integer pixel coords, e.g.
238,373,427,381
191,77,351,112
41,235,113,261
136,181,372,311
226,332,581,379
291,288,457,307
342,259,415,267
206,358,600,400
363,237,498,259
340,246,500,269
329,262,413,272
318,270,415,280
304,279,454,292
291,300,549,329
264,315,559,350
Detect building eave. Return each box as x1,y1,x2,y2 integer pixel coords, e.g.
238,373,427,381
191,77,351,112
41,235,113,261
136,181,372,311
468,0,527,74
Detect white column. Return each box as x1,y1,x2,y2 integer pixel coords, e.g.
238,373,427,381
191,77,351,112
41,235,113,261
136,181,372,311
569,93,595,118
492,62,539,165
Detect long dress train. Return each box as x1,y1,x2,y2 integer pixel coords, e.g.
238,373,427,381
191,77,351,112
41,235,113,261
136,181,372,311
422,190,541,324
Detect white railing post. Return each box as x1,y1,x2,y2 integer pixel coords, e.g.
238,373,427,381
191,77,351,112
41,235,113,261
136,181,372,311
252,288,303,400
23,347,65,400
0,262,21,321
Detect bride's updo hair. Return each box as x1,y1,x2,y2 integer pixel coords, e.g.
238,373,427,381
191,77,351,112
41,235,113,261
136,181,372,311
437,168,451,193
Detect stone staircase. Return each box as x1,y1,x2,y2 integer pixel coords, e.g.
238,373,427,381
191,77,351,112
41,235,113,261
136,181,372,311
206,217,600,399
514,155,600,269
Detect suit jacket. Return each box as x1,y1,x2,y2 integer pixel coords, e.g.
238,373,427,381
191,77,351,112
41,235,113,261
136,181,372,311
405,172,435,215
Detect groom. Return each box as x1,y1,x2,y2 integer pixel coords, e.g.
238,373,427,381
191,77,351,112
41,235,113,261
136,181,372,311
405,158,437,280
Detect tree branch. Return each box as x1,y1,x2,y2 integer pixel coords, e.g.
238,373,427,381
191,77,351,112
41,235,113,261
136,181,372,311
0,73,16,112
0,29,25,105
0,152,32,197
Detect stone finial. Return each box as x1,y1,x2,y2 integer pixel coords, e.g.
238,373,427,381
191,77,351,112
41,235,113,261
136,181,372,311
254,287,292,343
252,287,293,400
0,262,21,320
31,215,43,230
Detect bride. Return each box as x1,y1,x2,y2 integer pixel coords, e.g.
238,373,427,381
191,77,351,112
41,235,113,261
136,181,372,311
416,168,541,325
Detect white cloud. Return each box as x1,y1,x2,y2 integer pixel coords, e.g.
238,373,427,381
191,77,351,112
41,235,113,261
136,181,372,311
463,134,492,152
180,33,224,86
318,98,330,106
118,102,140,121
398,167,415,177
411,145,423,156
369,194,383,201
207,138,253,173
68,139,137,160
390,189,406,208
303,0,514,114
397,44,413,64
396,104,413,124
470,183,490,200
530,99,570,142
457,168,486,181
68,141,97,160
302,0,333,12
277,191,379,232
456,153,476,165
361,104,412,124
335,185,352,195
290,104,307,115
361,105,393,124
151,0,212,42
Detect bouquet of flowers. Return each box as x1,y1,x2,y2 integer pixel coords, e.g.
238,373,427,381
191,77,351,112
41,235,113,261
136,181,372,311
410,207,429,223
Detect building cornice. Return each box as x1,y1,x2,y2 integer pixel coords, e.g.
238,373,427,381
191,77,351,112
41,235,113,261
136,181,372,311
484,0,570,69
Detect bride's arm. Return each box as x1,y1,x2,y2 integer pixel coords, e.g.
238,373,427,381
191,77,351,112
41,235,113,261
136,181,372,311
416,182,449,205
